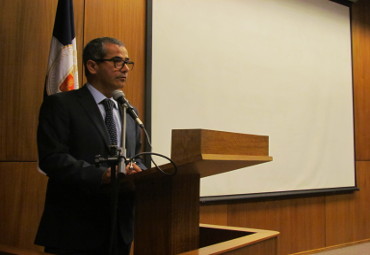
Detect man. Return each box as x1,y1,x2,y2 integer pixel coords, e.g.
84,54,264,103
35,37,145,255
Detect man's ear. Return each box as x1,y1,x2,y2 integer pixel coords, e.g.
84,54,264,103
86,59,98,75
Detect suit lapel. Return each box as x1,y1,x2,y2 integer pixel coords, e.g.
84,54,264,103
76,86,111,150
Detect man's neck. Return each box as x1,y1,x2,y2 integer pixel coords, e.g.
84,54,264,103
87,81,112,98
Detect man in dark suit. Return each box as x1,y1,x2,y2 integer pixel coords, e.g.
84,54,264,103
35,37,145,255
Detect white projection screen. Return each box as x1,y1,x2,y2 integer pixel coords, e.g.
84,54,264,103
150,0,356,200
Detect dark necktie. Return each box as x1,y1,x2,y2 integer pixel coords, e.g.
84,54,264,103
102,99,118,145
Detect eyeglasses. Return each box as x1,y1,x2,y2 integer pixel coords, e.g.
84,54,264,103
93,57,134,71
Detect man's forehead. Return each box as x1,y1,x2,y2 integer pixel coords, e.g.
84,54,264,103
104,43,128,56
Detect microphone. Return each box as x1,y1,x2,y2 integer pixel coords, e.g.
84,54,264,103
112,90,144,128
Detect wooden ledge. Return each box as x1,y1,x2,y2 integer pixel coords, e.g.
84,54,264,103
178,224,279,255
0,244,51,255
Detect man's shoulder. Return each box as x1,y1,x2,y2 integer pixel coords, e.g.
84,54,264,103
46,86,88,101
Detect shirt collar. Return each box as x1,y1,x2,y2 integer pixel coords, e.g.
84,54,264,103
87,83,118,109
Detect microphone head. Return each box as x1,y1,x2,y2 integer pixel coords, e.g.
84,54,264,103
112,89,125,101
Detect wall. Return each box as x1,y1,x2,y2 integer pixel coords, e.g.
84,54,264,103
0,0,369,254
200,1,370,255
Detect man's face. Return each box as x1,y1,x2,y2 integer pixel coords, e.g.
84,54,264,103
94,43,130,94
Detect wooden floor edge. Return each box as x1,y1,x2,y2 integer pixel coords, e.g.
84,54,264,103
289,238,370,255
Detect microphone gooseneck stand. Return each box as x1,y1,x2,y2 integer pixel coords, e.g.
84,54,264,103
109,102,127,255
95,102,127,255
111,102,127,255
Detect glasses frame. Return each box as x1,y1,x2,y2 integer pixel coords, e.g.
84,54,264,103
93,57,135,71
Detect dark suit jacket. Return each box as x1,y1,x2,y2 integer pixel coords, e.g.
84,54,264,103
35,85,144,251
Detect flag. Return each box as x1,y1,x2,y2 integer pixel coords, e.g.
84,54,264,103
39,0,78,175
45,0,78,96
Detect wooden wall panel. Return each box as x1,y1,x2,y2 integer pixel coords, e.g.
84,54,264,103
325,192,356,245
277,197,326,254
84,0,147,120
0,0,56,161
200,204,228,226
226,200,281,232
0,162,47,251
326,162,370,246
352,162,370,240
0,0,85,161
73,0,86,87
224,197,326,255
352,0,370,160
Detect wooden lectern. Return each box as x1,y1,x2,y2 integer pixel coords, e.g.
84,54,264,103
125,129,275,255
